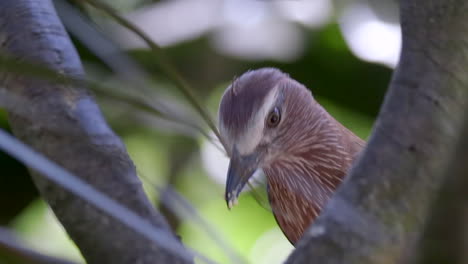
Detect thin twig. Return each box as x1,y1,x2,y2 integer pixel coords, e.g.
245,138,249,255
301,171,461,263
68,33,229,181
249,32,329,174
80,0,228,152
137,172,247,264
0,228,79,264
0,52,222,147
0,129,219,264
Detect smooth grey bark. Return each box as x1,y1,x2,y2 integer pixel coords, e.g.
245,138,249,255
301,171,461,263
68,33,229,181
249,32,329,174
0,1,191,263
414,106,468,264
287,0,468,263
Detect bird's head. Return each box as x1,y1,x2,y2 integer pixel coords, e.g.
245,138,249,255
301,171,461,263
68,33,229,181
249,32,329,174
218,68,317,209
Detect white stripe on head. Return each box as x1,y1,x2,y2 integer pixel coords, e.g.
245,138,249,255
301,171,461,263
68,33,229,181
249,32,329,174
234,85,280,156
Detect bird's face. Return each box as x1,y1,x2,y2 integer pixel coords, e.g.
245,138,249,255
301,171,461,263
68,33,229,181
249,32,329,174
218,68,313,208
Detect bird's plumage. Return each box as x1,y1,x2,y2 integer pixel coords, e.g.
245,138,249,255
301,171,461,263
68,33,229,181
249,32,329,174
219,68,364,245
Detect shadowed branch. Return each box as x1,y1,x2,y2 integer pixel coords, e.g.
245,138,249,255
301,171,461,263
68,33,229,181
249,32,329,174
0,129,222,264
0,0,192,263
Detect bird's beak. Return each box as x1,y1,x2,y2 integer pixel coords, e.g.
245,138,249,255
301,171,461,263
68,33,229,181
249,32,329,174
225,147,259,209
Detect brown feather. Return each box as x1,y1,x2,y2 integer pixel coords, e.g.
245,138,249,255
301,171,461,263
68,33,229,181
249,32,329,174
263,77,364,245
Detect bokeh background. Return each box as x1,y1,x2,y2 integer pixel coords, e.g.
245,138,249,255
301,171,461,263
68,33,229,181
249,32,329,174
0,0,399,263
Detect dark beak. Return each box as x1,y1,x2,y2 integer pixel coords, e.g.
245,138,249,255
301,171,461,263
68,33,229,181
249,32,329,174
225,147,259,209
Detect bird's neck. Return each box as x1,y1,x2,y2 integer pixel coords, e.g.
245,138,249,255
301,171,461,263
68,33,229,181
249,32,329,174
264,102,364,244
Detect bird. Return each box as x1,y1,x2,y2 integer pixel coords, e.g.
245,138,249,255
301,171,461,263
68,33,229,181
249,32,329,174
218,68,365,245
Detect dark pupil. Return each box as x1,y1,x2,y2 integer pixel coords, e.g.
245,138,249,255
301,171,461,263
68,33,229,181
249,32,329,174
270,114,278,124
268,108,281,127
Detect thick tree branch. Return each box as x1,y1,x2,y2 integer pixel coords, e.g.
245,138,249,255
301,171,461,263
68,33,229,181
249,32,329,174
287,0,468,263
415,105,468,264
0,1,191,263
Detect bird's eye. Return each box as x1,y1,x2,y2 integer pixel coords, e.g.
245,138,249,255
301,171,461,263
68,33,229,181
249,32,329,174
266,107,281,128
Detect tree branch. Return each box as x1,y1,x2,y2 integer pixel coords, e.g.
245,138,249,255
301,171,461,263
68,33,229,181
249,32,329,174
287,0,468,263
415,98,468,263
0,0,191,263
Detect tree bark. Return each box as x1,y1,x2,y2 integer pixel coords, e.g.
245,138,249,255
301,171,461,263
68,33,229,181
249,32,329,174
0,1,191,263
287,0,468,263
414,105,468,264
